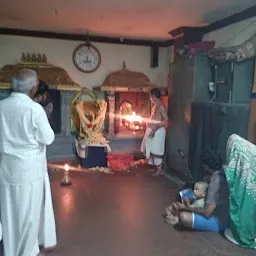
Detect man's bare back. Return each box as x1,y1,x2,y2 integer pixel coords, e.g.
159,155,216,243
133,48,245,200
141,88,168,176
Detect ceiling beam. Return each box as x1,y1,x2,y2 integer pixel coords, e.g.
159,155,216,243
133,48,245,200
202,4,256,34
168,5,256,45
0,27,173,47
169,26,205,45
2,5,254,46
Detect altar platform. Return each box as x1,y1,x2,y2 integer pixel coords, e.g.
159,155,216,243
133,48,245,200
46,133,143,162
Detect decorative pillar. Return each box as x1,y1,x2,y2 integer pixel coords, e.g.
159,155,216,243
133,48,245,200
107,91,115,138
61,91,76,136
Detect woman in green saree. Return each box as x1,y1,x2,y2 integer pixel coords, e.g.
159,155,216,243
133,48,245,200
224,134,256,249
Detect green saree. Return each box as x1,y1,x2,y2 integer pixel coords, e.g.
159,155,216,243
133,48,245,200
225,134,256,248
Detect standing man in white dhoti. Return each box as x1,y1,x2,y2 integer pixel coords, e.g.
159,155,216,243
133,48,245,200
33,80,57,252
141,88,168,176
0,69,56,256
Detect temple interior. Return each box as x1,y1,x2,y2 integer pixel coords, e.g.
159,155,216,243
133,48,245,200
0,0,256,255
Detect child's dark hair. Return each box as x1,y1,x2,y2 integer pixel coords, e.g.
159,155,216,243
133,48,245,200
150,88,161,99
201,149,222,170
35,80,49,97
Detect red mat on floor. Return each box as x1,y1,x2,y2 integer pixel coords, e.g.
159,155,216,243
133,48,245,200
107,153,134,172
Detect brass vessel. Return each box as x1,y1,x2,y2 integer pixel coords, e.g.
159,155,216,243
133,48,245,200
60,171,72,186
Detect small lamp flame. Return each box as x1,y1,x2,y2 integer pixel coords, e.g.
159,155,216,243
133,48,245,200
61,164,72,186
64,164,69,172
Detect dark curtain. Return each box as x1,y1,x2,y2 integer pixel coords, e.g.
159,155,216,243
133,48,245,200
189,101,249,181
189,102,225,181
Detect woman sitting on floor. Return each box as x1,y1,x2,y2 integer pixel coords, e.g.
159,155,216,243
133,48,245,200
172,149,229,232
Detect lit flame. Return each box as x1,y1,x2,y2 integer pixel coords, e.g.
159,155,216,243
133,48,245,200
64,164,69,172
124,112,142,122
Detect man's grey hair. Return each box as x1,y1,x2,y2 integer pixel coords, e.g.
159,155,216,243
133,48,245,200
11,69,38,95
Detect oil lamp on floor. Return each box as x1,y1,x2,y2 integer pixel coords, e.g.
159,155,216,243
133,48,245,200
60,164,72,186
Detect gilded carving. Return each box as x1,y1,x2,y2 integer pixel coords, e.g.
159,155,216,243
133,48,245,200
0,53,82,91
32,53,36,62
71,91,108,144
100,61,153,92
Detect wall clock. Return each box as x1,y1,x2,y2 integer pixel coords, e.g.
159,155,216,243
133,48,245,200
73,43,101,73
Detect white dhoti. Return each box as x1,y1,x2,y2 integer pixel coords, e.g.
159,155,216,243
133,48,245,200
0,154,56,256
0,221,2,242
141,127,166,167
38,171,57,250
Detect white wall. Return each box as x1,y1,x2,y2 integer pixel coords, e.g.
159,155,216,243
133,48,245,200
0,35,170,90
203,16,256,47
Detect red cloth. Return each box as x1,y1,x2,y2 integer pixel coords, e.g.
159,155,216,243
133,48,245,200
107,154,134,172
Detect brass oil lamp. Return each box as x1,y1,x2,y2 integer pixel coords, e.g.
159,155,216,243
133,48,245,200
60,164,72,186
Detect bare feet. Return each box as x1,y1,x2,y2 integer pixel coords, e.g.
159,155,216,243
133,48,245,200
152,169,164,177
148,164,157,173
165,215,179,225
163,212,168,218
149,168,157,173
165,206,172,216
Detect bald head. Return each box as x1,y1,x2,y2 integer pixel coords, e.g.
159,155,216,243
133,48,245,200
11,69,38,96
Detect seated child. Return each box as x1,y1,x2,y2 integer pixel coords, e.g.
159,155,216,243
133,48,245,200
164,181,208,225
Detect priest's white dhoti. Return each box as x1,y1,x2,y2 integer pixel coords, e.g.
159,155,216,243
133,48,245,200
141,127,166,166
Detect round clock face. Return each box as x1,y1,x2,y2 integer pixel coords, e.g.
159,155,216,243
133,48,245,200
73,44,101,73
